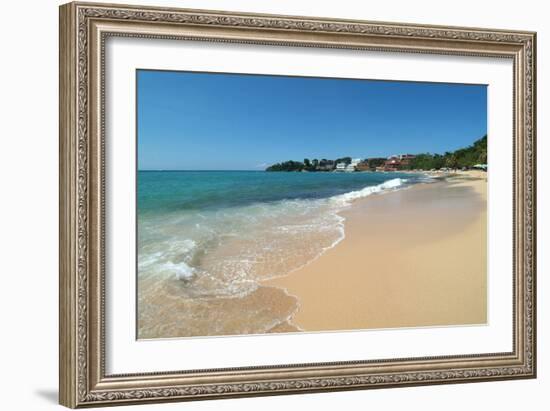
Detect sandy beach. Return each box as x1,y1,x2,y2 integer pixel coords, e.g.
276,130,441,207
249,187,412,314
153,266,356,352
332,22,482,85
264,171,487,332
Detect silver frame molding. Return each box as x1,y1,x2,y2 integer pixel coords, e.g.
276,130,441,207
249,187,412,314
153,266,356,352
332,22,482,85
59,2,536,408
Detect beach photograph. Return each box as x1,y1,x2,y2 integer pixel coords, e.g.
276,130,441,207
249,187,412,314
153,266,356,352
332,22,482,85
136,70,488,339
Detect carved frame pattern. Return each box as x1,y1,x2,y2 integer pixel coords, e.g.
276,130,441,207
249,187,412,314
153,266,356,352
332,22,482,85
59,2,536,408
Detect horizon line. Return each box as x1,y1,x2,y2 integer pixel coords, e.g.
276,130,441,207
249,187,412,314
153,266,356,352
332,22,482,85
138,135,488,172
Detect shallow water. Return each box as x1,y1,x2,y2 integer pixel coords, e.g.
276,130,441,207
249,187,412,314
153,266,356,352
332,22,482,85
137,170,429,338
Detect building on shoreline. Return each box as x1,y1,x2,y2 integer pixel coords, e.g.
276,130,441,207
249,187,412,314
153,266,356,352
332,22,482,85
356,160,370,171
335,158,364,172
377,154,416,171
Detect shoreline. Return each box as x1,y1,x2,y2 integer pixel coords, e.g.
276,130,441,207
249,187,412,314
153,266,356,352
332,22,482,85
263,171,487,332
137,171,487,339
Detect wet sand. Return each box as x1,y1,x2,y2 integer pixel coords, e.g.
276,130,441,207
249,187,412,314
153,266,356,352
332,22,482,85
138,279,300,339
264,172,487,331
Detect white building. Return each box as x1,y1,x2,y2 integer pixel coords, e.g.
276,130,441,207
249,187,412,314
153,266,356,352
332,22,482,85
345,158,363,172
335,158,363,172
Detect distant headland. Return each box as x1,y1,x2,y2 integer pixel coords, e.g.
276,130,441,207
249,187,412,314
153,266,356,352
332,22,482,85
266,135,487,172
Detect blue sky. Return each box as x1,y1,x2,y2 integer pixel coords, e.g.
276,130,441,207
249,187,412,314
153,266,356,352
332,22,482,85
137,70,487,170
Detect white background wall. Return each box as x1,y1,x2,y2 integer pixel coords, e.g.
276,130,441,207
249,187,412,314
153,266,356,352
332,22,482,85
0,0,546,409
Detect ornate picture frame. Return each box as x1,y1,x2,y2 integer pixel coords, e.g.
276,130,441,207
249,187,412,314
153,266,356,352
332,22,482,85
59,1,536,408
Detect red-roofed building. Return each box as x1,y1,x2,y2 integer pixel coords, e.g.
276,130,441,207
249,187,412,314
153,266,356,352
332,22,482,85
383,154,415,171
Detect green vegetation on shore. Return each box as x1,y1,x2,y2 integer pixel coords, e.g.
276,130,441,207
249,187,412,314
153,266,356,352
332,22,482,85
265,135,487,172
266,158,352,172
408,135,487,171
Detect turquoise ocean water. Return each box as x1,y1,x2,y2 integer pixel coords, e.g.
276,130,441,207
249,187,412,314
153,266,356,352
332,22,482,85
137,170,430,337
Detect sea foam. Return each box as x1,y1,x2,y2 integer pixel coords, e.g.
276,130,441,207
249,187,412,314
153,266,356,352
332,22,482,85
162,261,195,281
331,178,406,206
138,175,411,295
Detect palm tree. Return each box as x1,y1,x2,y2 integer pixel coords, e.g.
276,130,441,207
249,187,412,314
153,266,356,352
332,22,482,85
446,154,458,169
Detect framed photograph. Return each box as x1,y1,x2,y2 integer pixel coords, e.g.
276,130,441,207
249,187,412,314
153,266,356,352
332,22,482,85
59,2,537,408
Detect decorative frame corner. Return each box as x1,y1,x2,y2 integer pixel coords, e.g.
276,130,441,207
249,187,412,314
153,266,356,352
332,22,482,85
59,2,536,408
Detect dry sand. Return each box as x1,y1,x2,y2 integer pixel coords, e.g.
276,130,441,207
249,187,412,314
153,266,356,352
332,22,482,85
264,172,487,332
